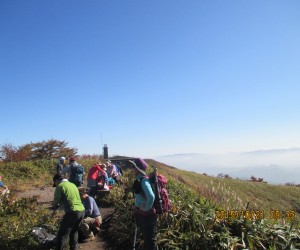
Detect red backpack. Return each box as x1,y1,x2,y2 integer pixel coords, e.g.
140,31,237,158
132,168,171,214
148,172,171,214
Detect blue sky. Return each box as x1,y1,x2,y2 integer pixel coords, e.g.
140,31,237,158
1,0,300,161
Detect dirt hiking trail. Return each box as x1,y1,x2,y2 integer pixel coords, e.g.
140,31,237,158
16,186,114,250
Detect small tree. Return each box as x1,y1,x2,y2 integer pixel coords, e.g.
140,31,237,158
0,144,18,162
29,139,77,160
0,139,77,162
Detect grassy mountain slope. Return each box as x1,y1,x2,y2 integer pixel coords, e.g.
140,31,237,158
0,157,299,249
146,159,300,219
105,159,300,249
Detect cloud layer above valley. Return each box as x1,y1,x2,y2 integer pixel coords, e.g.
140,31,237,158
154,148,300,184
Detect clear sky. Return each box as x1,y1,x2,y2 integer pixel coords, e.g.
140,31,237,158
1,0,300,159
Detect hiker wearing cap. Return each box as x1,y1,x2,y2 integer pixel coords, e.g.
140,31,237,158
130,158,157,250
56,157,66,174
78,188,102,242
0,175,9,196
52,173,85,250
62,157,85,187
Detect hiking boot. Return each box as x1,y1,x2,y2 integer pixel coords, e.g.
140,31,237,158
81,235,95,243
88,235,95,241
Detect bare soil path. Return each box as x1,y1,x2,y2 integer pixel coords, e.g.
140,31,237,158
15,186,114,250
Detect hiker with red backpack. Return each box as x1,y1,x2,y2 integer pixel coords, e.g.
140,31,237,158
130,158,158,250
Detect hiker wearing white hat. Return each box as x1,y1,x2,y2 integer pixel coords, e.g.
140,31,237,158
56,157,66,174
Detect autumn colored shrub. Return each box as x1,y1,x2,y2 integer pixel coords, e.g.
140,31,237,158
0,139,77,162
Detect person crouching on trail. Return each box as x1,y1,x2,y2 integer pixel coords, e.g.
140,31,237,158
130,158,158,250
52,173,85,250
87,163,107,189
78,188,102,242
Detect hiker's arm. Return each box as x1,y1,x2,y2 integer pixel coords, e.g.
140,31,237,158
141,180,155,212
84,198,93,217
0,182,6,189
52,186,62,209
0,182,8,190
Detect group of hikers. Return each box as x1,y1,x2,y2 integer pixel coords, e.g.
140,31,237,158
1,156,161,250
52,173,99,249
52,156,123,249
52,156,159,250
56,156,122,190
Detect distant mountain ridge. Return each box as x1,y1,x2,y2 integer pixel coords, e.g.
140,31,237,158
155,148,300,184
241,147,300,155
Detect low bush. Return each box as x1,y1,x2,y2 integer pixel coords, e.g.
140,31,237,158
0,196,58,250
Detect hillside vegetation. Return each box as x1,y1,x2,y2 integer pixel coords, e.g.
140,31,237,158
0,157,299,249
146,159,300,216
104,159,300,249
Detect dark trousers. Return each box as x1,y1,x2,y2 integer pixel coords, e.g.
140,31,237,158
134,211,158,250
55,210,85,250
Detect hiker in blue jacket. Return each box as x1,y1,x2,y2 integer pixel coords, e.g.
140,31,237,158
78,188,102,242
130,158,157,250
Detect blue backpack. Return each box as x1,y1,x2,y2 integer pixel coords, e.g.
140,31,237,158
70,164,84,183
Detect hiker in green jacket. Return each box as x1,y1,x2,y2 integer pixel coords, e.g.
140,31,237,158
52,173,85,250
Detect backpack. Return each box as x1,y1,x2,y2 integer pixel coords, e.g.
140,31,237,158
31,226,56,247
114,164,122,176
133,172,171,214
70,164,84,183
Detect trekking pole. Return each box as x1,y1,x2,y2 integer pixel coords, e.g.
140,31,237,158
151,165,163,214
133,224,137,250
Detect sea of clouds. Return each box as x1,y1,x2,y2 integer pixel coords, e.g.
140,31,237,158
154,147,300,184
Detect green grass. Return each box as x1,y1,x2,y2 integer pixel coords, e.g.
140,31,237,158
146,159,300,221
104,160,300,249
0,157,299,249
1,157,299,219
